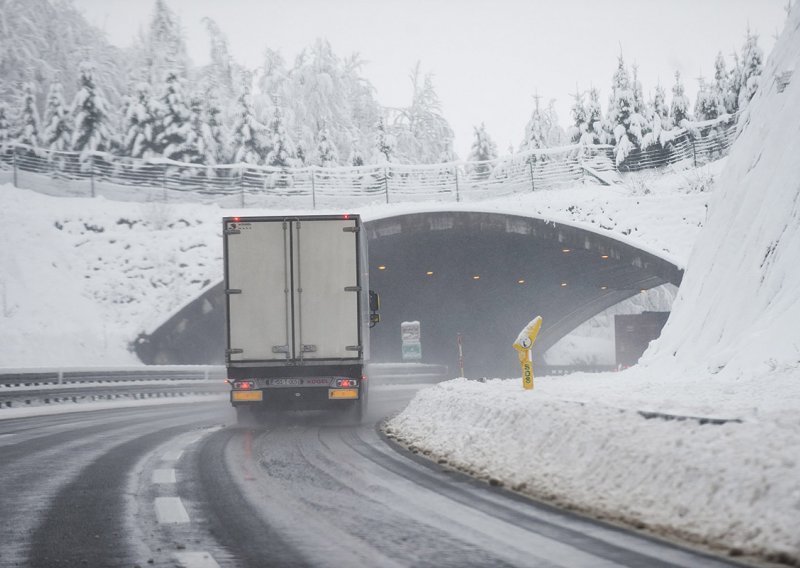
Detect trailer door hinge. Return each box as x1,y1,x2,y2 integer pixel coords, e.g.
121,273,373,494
344,286,361,292
301,344,317,353
225,229,241,235
272,345,289,354
225,289,242,295
346,345,362,352
343,226,359,233
226,348,243,355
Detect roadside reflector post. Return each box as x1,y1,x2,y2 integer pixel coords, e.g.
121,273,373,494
457,333,465,377
513,316,542,390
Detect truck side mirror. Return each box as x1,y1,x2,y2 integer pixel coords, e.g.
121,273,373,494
369,290,380,327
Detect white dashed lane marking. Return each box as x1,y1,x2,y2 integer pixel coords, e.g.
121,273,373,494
154,496,190,524
161,449,184,461
152,468,177,484
174,551,222,568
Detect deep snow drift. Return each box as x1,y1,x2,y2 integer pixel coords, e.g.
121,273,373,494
388,7,800,564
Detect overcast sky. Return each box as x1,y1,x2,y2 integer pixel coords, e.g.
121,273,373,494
73,0,788,158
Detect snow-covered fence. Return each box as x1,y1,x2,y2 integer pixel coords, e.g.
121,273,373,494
0,115,738,206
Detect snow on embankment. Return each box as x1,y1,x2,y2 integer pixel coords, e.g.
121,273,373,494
388,7,800,563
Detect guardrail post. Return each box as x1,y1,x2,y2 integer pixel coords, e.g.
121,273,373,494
383,167,389,204
691,137,698,168
12,149,17,187
161,165,168,201
310,166,316,209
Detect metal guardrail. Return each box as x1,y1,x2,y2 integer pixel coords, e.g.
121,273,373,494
0,366,227,409
0,114,738,207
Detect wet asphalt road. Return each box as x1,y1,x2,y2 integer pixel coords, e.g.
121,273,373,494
0,386,751,567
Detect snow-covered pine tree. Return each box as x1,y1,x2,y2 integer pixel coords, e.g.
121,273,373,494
607,54,635,142
0,103,11,151
230,88,265,165
390,62,455,164
542,99,565,147
122,82,162,159
670,71,691,126
159,71,195,162
568,87,586,144
349,139,364,166
374,116,394,164
264,103,295,168
713,51,737,114
737,27,764,109
631,64,646,116
468,122,497,176
70,61,114,159
200,95,227,165
584,87,605,144
138,0,190,83
315,125,339,167
520,94,546,151
15,81,41,150
641,83,669,149
42,79,72,152
694,77,725,121
294,133,307,166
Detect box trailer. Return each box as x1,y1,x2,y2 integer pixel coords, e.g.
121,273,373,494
223,214,378,424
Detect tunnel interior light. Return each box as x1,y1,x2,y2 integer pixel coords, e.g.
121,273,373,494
601,254,609,259
518,279,525,284
378,265,387,271
640,289,647,294
562,248,571,253
426,271,434,276
600,285,608,290
472,275,480,280
560,282,567,287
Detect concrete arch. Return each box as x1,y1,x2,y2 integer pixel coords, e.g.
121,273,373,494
134,210,682,377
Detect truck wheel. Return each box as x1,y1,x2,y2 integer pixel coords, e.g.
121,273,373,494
348,399,364,425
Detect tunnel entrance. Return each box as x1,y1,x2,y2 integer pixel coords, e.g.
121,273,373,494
134,211,682,378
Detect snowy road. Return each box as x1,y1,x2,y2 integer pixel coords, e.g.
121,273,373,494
0,388,750,567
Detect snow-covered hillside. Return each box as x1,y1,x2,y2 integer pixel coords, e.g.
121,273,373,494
388,6,800,564
0,161,715,368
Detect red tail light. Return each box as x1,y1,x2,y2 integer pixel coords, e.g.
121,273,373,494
233,380,255,390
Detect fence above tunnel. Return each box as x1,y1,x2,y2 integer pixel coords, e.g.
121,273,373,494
0,114,738,207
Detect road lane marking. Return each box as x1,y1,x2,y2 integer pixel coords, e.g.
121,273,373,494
152,468,176,484
174,551,221,568
154,497,190,524
161,449,183,461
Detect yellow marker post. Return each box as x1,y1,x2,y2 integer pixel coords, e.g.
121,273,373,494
513,316,542,390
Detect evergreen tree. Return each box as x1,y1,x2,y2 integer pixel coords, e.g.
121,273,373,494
607,54,635,140
0,103,11,151
738,28,764,109
70,61,113,157
199,95,227,165
122,82,162,158
713,51,737,114
42,80,72,152
670,71,691,126
642,83,669,149
391,62,455,164
374,116,394,164
542,99,565,147
315,125,339,167
568,88,586,143
585,87,605,144
159,71,194,161
230,88,265,164
631,64,646,115
349,140,364,166
137,0,190,83
694,77,725,121
264,103,295,168
520,94,546,151
468,122,497,176
16,81,41,148
294,133,307,166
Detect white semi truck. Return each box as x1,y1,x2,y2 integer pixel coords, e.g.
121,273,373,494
223,214,379,424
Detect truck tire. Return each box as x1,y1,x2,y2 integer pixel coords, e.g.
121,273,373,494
348,398,364,425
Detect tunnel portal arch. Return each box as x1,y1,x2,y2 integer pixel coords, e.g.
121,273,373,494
134,211,682,377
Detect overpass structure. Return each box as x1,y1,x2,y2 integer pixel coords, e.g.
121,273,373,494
134,209,682,378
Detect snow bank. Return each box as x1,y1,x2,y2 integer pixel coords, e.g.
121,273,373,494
386,378,800,563
387,6,800,563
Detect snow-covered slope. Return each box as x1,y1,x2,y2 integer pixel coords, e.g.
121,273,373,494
387,7,800,563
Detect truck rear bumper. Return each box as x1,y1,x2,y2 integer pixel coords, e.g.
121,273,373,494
231,387,360,410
